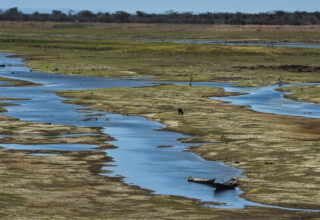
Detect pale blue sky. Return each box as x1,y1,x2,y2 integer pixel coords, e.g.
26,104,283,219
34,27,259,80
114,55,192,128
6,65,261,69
1,0,320,13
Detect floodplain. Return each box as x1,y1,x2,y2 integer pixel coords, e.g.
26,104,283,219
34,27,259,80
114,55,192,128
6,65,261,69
0,22,319,219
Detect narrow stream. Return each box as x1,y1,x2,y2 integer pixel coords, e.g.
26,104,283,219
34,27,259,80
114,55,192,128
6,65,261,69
135,39,320,49
0,52,319,211
212,84,320,118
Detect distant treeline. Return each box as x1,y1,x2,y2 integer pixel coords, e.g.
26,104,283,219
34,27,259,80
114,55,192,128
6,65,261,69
1,7,320,25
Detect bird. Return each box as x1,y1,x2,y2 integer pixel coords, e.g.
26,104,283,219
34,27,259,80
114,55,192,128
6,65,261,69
278,77,284,85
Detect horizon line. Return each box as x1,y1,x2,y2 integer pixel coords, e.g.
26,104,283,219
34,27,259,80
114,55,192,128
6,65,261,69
1,7,320,14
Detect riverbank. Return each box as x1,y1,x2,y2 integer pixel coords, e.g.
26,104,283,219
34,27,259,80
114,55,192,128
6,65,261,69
277,84,320,104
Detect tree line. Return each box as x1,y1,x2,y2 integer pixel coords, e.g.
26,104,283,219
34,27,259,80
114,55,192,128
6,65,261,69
1,7,320,25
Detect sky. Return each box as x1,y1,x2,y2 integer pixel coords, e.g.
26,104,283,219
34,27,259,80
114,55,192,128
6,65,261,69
1,0,320,13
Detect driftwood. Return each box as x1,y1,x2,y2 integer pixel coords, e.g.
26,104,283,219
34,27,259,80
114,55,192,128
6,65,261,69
187,177,239,191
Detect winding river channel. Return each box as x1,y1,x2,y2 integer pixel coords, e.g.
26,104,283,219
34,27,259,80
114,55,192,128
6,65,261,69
0,52,319,211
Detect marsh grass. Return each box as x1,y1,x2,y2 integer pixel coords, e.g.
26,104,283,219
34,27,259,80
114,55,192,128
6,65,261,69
1,33,320,86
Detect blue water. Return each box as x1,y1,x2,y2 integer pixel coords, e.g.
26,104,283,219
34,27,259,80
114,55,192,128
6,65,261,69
211,83,320,118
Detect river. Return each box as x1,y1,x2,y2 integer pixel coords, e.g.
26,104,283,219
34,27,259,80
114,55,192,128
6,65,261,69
0,52,319,211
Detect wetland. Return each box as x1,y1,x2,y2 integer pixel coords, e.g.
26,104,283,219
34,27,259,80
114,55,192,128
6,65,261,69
0,22,319,219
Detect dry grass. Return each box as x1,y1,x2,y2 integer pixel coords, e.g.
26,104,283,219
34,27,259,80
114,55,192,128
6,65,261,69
278,84,320,104
1,21,320,42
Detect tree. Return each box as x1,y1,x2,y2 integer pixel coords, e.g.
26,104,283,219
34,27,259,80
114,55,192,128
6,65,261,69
114,11,130,23
78,10,94,18
4,7,19,16
51,10,68,21
77,10,95,22
3,7,22,20
97,12,110,22
136,11,148,18
0,9,319,25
